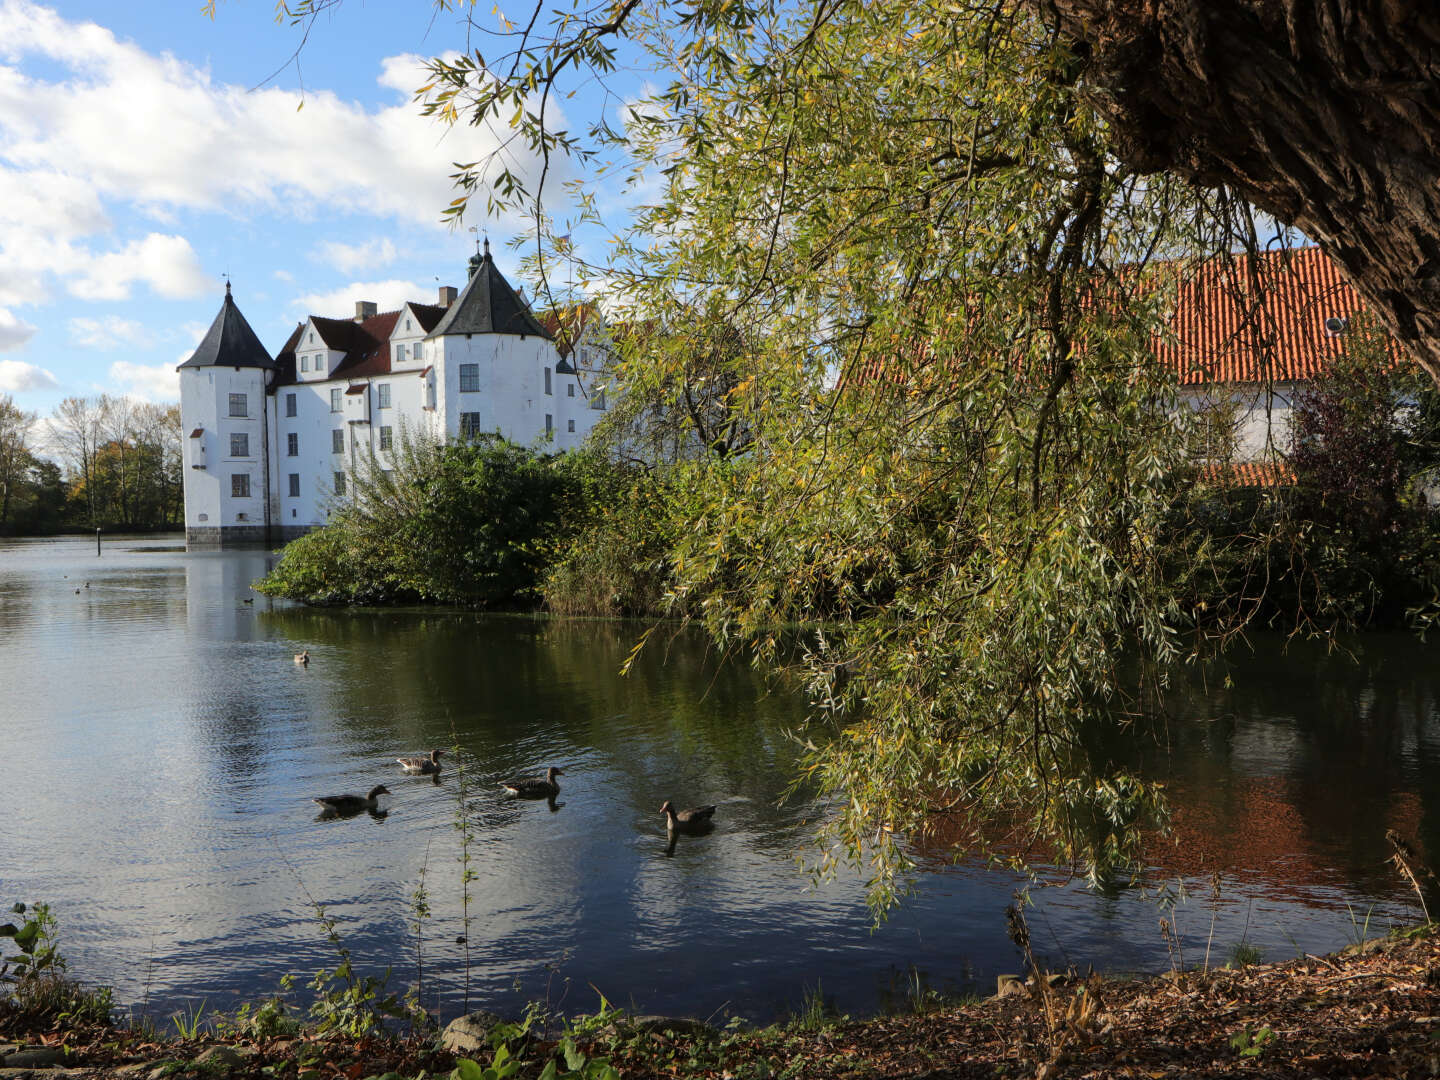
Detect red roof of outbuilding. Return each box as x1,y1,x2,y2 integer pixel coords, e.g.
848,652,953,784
1158,246,1366,386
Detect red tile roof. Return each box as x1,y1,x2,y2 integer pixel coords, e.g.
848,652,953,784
851,247,1373,392
408,302,449,334
272,311,401,387
1196,461,1297,488
1157,246,1366,385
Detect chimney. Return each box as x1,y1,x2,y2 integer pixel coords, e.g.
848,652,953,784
355,300,377,322
438,285,458,307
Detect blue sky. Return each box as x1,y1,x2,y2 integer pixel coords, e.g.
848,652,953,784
0,0,628,419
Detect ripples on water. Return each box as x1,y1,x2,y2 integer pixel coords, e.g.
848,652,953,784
1,535,1437,1023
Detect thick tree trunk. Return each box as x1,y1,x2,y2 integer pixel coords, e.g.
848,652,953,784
1037,0,1440,387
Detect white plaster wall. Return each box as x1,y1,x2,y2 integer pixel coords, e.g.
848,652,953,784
434,333,565,448
272,367,440,528
294,320,343,383
180,367,269,531
1179,382,1299,462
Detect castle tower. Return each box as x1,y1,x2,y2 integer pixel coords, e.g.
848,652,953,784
178,283,277,547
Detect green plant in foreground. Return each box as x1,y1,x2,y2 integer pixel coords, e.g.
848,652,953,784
1226,941,1264,968
170,998,209,1039
1345,901,1376,947
790,980,834,1032
1,902,63,980
450,1004,620,1080
222,978,299,1041
1,901,112,1026
1229,1023,1277,1058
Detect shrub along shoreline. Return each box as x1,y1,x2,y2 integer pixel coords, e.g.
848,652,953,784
255,435,673,620
3,918,1438,1079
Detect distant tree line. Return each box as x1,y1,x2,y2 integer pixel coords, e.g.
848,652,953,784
0,393,182,536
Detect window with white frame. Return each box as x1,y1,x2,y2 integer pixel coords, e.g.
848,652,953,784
544,367,552,395
285,393,297,417
459,412,480,440
459,363,479,392
395,343,406,362
231,473,251,497
333,472,346,496
545,413,553,435
288,473,300,497
590,389,606,410
379,426,393,451
330,388,342,412
287,432,298,457
228,393,247,417
301,355,310,373
332,429,344,454
229,432,249,457
377,383,391,409
567,418,575,433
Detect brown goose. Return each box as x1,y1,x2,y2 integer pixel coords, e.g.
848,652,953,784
660,800,716,834
500,766,563,799
397,749,444,775
313,785,390,816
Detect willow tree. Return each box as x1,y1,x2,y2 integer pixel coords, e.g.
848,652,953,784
1037,1,1440,389
273,0,1334,906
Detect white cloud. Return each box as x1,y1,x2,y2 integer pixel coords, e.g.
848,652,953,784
0,356,56,390
0,305,36,349
69,314,151,349
0,2,560,315
292,279,430,318
108,359,178,403
70,234,211,302
313,237,398,275
273,269,295,283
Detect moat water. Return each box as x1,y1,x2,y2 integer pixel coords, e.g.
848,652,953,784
2,535,1438,1025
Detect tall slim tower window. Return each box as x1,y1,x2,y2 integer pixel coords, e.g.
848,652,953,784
332,429,345,453
377,383,392,409
285,393,297,417
287,433,298,457
333,472,347,496
288,473,300,497
544,368,553,395
330,388,342,412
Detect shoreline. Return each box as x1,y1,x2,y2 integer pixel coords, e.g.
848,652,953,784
4,923,1436,1078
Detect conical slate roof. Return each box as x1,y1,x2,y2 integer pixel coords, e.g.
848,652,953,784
427,242,551,340
178,284,276,370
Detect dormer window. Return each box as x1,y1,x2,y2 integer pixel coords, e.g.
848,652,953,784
405,318,412,331
308,331,314,344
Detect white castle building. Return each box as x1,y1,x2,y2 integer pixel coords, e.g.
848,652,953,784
178,244,610,547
